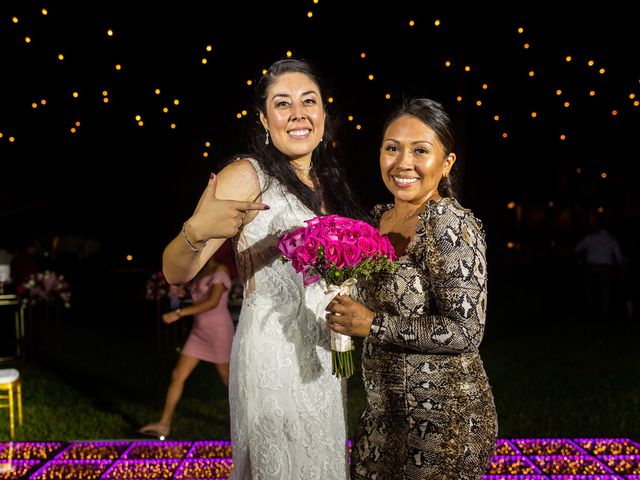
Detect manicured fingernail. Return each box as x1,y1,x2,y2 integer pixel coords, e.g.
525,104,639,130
210,172,215,180
264,205,270,210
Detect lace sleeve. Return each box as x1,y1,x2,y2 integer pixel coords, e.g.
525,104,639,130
370,200,488,354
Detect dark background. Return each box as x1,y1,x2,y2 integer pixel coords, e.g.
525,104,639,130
1,0,639,268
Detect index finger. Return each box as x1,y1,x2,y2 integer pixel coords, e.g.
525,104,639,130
227,200,270,212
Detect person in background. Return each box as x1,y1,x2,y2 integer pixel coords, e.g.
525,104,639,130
139,244,235,438
326,97,498,479
574,213,624,322
161,58,364,478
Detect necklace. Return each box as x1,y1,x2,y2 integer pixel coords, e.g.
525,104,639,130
394,204,426,224
291,161,312,173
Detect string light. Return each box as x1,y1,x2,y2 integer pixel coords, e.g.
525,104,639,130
1,3,636,224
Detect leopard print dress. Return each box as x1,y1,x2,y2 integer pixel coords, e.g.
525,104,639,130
351,197,498,480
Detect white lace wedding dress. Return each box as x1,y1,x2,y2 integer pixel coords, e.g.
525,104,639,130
229,158,349,479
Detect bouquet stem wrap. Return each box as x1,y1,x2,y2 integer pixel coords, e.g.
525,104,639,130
325,277,357,378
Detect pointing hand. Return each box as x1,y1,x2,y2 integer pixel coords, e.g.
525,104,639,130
187,173,270,242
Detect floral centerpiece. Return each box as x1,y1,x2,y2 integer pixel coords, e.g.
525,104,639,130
278,214,397,378
17,271,71,308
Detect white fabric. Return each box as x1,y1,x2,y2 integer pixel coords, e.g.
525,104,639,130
0,368,20,383
229,158,349,480
323,278,357,352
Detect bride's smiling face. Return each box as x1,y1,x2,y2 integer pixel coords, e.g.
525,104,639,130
259,72,325,161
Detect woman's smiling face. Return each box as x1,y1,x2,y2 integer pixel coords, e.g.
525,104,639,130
379,114,455,205
259,71,325,161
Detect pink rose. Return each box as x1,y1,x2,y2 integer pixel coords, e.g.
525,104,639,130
322,239,344,268
278,230,304,258
332,216,355,230
297,237,319,265
342,242,362,267
357,237,378,258
379,236,398,260
290,254,305,273
305,217,322,227
304,222,325,239
342,223,368,242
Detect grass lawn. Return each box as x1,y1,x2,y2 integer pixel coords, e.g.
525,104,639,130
1,264,638,441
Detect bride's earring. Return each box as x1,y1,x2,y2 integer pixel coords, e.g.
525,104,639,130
265,130,270,145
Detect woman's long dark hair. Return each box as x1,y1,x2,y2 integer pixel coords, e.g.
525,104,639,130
381,97,458,198
241,58,366,220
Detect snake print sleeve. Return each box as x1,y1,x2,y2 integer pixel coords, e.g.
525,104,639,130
369,199,488,354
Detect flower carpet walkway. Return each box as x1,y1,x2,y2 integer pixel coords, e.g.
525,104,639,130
1,438,639,479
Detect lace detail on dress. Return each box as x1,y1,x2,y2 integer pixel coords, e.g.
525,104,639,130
228,158,348,480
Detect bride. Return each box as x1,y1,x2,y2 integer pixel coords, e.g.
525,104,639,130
161,58,364,479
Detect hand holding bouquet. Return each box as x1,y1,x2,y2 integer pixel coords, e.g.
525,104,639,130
278,214,397,378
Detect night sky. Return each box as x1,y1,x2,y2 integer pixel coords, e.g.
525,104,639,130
2,1,639,267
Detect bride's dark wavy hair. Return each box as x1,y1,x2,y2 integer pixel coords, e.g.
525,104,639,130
240,58,366,220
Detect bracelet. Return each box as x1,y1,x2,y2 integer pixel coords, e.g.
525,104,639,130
181,221,208,253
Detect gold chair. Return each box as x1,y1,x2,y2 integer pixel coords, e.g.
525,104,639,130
0,369,22,440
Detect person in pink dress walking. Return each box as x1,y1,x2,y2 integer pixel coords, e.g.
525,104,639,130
139,244,235,438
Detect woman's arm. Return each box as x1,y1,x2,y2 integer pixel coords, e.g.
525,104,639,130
163,266,230,324
162,160,266,285
328,202,488,354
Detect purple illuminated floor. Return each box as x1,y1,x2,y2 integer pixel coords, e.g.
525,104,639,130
1,438,639,479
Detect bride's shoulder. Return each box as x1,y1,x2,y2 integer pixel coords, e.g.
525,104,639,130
215,157,262,201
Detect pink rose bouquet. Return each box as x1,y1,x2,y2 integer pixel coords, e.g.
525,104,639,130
278,214,397,378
